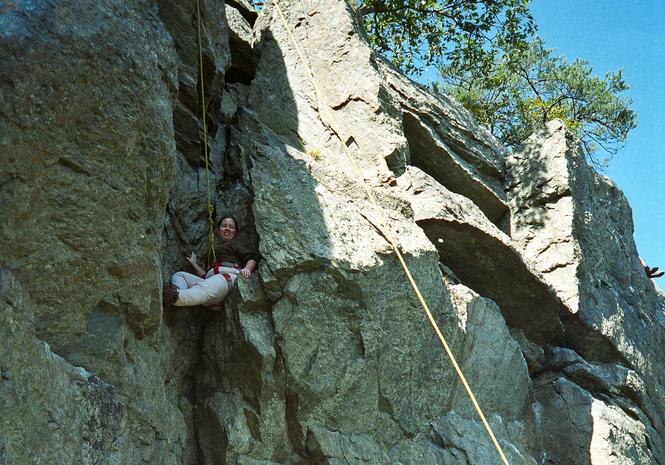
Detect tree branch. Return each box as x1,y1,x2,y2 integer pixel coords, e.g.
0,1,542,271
359,4,445,16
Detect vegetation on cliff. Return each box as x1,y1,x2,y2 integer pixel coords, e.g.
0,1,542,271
356,0,636,162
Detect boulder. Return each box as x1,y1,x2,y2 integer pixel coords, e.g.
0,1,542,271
0,0,177,346
250,0,405,186
535,376,653,465
0,271,125,465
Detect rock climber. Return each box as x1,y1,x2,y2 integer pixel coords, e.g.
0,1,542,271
640,257,664,279
163,216,259,308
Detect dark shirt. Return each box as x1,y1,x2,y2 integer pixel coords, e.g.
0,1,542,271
212,234,259,266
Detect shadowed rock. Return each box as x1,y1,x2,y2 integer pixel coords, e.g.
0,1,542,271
378,60,509,227
535,374,653,465
398,167,563,344
225,3,258,83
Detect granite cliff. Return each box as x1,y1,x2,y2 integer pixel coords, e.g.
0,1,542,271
1,1,664,464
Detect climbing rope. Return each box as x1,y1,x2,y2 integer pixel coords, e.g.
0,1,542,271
195,0,217,266
270,2,511,464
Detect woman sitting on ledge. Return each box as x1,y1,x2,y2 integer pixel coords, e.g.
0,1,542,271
163,216,258,308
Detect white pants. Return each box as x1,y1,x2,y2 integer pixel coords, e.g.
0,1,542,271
171,267,239,306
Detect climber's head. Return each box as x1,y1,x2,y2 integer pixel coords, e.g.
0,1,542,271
217,216,238,242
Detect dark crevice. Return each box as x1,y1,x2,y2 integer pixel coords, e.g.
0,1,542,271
191,313,222,465
285,389,306,457
225,66,254,85
385,146,407,176
161,305,217,463
58,157,92,176
281,337,308,461
165,79,262,460
418,218,563,345
386,74,504,181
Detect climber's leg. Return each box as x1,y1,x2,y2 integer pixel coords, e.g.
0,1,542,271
171,271,203,290
173,274,229,307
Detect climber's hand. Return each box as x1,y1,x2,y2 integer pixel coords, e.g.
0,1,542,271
186,252,199,267
240,267,251,278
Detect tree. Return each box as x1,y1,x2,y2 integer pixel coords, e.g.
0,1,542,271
356,1,636,162
437,37,636,164
354,0,535,75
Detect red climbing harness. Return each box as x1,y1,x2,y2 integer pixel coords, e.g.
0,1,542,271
212,261,241,289
212,261,241,275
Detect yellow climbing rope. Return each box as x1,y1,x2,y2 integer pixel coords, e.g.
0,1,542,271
195,0,217,266
271,2,511,464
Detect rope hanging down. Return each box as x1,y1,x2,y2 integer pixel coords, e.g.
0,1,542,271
195,0,217,266
270,2,511,464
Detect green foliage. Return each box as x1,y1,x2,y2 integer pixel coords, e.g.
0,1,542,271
438,37,636,162
355,0,535,75
357,1,636,162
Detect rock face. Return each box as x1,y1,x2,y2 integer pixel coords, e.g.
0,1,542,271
1,1,663,465
397,166,562,345
1,1,194,464
507,120,665,464
379,61,509,228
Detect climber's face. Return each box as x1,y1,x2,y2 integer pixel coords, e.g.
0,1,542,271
218,217,237,242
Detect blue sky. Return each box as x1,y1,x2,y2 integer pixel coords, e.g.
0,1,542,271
531,0,665,273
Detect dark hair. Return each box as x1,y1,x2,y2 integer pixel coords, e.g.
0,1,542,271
217,216,238,230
